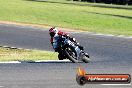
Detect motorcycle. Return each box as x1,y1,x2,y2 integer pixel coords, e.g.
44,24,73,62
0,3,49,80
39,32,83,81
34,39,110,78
58,36,90,63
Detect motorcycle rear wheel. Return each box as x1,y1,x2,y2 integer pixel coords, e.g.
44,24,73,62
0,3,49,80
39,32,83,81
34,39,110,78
58,53,64,60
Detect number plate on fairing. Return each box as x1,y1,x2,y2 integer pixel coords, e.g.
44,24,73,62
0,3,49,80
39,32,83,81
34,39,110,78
67,40,74,46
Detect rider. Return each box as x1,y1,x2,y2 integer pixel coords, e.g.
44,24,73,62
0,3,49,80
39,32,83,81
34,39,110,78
49,27,83,52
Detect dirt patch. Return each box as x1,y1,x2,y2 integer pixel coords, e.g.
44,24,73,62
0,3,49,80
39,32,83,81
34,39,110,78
0,20,85,33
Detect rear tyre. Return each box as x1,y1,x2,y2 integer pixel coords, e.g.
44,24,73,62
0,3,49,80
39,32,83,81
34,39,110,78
58,53,63,60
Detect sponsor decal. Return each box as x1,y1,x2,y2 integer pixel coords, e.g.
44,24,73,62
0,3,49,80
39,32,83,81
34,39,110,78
76,67,131,85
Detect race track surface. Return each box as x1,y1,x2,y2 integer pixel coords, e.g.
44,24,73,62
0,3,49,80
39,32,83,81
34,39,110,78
0,24,132,88
0,63,131,88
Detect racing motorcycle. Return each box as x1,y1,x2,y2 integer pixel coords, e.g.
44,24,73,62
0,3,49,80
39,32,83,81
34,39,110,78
58,36,90,63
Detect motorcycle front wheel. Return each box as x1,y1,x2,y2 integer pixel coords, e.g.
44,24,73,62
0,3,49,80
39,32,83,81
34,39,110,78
82,53,90,63
65,47,79,63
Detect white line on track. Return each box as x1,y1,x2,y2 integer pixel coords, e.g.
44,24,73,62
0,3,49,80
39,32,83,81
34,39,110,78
10,47,17,49
36,60,71,63
72,32,132,39
100,84,131,86
126,37,132,39
3,46,10,48
93,33,105,36
0,60,72,63
0,61,21,64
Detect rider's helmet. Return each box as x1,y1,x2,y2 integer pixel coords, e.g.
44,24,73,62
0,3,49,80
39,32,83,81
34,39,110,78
49,27,58,37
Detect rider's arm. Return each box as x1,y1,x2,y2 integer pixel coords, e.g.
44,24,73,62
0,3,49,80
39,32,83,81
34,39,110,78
50,38,53,45
52,36,60,52
58,31,69,37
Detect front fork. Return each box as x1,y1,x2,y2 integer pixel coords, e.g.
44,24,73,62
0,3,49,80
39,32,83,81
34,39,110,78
74,46,82,60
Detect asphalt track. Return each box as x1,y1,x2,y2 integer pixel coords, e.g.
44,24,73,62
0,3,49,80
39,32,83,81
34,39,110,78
0,24,132,88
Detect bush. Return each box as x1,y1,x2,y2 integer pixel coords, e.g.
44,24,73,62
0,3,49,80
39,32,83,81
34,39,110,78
95,0,102,3
104,0,112,4
128,0,132,5
80,0,87,2
73,0,80,1
117,0,128,5
86,0,95,2
79,0,132,5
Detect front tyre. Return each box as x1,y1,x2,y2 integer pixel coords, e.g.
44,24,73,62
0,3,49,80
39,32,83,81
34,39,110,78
82,54,90,63
65,47,79,63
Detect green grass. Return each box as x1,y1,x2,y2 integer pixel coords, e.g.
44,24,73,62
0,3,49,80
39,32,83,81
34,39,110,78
0,47,58,62
0,0,132,35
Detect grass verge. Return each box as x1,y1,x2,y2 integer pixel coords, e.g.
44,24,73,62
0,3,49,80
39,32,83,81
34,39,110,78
0,0,132,35
0,47,58,62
